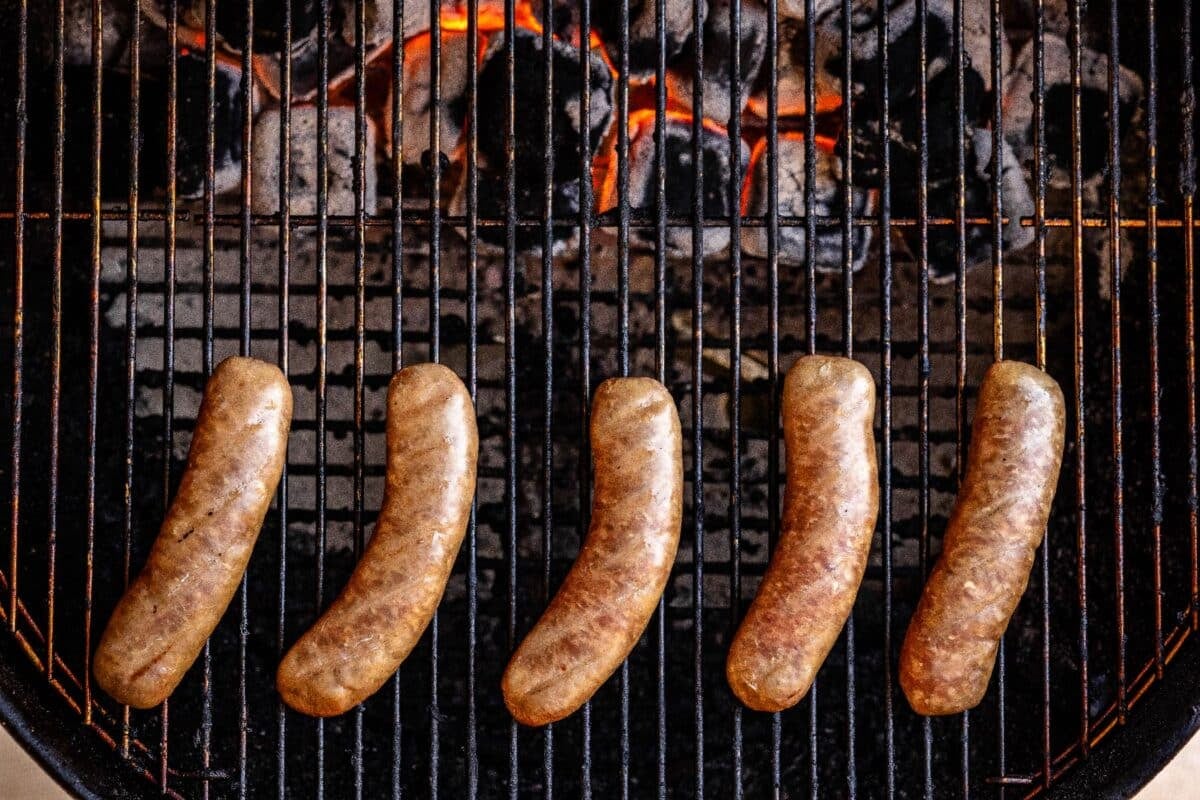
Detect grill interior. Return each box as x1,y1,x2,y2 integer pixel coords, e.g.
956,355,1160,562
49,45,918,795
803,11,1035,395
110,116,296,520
1,0,1200,797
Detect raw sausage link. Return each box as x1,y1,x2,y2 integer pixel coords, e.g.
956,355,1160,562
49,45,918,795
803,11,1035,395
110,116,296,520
726,355,879,712
94,357,292,709
900,360,1065,715
502,377,682,727
277,363,478,717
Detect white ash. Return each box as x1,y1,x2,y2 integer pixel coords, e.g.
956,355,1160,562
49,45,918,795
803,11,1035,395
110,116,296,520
252,105,379,216
386,29,479,167
666,0,768,126
740,133,874,273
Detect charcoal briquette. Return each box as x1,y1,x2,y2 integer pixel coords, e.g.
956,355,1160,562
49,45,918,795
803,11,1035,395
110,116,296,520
1003,34,1144,197
386,29,478,167
895,130,1034,282
448,27,612,257
175,52,254,199
746,15,842,119
600,110,750,260
666,0,768,125
27,0,130,67
740,134,874,273
531,0,703,80
213,0,319,54
252,105,378,216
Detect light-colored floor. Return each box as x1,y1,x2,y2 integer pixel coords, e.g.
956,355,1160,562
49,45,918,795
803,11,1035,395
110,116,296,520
0,723,1196,798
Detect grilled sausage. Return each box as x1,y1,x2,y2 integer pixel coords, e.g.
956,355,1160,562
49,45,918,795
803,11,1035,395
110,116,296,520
900,360,1065,715
277,363,477,717
726,355,879,712
502,377,682,727
94,356,292,709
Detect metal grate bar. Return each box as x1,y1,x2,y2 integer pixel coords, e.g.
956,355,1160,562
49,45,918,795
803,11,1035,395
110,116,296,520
7,0,26,644
160,0,180,786
463,1,480,796
1068,0,1091,758
119,0,140,758
274,1,293,795
46,0,64,692
236,6,255,797
1107,0,1128,728
616,2,632,795
689,0,706,795
764,0,784,792
538,0,555,789
314,0,332,793
915,0,934,792
652,0,670,794
503,1,519,796
1185,0,1199,639
876,0,896,795
727,0,744,794
82,0,103,732
352,0,370,790
578,0,596,793
1033,0,1053,788
388,2,405,793
1145,0,1164,682
952,0,972,790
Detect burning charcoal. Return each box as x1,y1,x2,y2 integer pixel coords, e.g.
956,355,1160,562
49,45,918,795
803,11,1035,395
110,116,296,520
740,134,874,273
531,0,702,80
599,110,750,260
666,0,768,125
28,0,131,67
175,51,255,199
400,0,510,41
746,15,842,119
448,26,613,256
385,29,480,167
252,105,378,216
895,130,1034,282
826,0,1007,189
1002,35,1145,196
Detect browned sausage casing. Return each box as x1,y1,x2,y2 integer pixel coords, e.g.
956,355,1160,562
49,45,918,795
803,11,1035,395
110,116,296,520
726,355,879,712
94,356,292,709
900,360,1065,715
502,377,682,727
277,363,477,717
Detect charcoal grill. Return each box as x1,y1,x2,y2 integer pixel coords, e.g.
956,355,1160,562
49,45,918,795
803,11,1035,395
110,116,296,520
1,0,1199,797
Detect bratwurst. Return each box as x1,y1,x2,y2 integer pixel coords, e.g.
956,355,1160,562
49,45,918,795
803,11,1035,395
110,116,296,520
900,360,1065,715
277,363,477,717
502,377,682,727
726,355,879,712
94,356,292,709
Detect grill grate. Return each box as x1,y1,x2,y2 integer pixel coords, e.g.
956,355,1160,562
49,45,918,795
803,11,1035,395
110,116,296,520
2,0,1200,797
